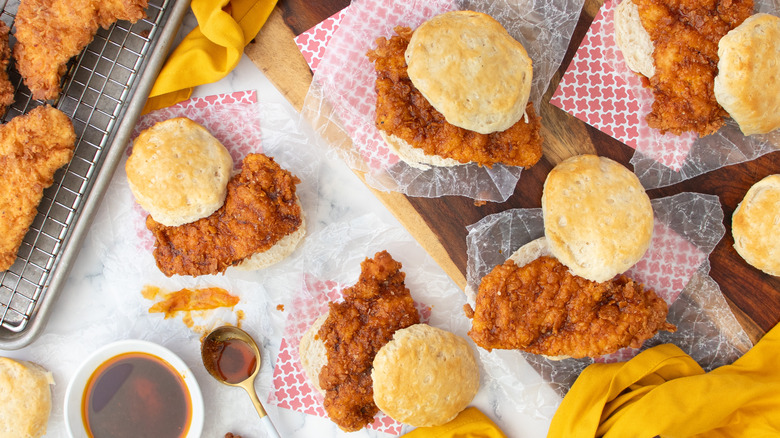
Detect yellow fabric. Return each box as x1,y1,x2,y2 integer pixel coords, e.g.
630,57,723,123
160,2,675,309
142,0,277,114
549,322,780,437
403,407,508,438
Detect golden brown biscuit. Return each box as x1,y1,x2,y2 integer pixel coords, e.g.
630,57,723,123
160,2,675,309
405,11,532,134
732,174,780,276
0,358,54,438
126,118,233,227
372,324,479,427
542,155,653,282
714,13,780,135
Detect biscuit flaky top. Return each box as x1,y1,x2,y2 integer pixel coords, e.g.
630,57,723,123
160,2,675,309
126,117,234,227
372,324,479,427
732,174,780,276
542,155,654,282
715,13,780,136
405,11,532,134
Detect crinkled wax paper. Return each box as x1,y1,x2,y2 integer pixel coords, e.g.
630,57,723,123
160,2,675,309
301,0,585,201
464,192,752,418
551,0,780,189
268,214,475,436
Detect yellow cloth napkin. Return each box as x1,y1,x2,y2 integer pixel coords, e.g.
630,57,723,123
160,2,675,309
142,0,277,114
549,322,780,437
402,407,508,438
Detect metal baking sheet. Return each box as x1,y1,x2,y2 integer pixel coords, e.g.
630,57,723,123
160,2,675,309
0,0,192,349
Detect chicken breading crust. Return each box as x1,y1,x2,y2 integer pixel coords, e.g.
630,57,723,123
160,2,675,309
14,0,148,100
468,256,676,358
146,153,303,277
635,0,753,136
0,22,14,117
0,105,76,271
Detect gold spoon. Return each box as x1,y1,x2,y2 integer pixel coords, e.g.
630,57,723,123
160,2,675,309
201,326,281,438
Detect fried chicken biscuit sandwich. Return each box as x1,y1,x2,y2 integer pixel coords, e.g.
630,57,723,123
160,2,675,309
467,155,674,359
367,11,543,170
127,118,305,276
613,0,754,136
299,251,479,430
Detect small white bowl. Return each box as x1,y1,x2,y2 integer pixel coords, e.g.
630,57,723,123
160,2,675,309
64,339,204,438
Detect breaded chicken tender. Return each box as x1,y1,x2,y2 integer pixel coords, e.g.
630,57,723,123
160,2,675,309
367,27,543,168
146,153,302,277
635,0,753,136
0,106,76,271
468,256,676,358
14,0,148,100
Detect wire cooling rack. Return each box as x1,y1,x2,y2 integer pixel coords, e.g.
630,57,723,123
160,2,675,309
0,0,191,349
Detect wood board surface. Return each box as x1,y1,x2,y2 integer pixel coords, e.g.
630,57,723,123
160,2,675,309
245,0,780,344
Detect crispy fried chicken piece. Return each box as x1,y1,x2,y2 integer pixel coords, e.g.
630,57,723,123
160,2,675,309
318,251,420,432
0,105,76,271
0,22,14,117
367,27,543,168
635,0,753,136
13,0,148,100
468,256,676,359
146,153,302,277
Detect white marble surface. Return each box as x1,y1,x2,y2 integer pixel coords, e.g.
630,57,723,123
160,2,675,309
1,23,555,438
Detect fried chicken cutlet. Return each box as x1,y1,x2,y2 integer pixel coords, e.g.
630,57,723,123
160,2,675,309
146,153,303,277
467,256,676,359
0,22,14,117
0,106,76,271
318,251,420,431
14,0,148,100
367,27,543,168
635,0,753,136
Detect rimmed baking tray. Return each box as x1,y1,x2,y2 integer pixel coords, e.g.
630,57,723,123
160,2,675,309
0,0,192,349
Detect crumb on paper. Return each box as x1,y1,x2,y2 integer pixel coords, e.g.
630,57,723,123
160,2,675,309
474,200,487,207
276,304,285,312
224,433,241,438
463,303,474,319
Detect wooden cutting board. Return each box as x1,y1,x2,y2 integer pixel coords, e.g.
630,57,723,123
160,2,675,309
245,0,780,343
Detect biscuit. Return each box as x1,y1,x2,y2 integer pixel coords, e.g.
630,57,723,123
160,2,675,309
0,358,54,438
732,174,780,276
714,13,780,135
542,155,654,282
299,313,328,395
614,0,655,78
405,11,532,134
378,131,463,170
234,198,306,271
372,324,479,427
126,117,234,227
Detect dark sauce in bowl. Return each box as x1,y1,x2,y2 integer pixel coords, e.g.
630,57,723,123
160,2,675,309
82,352,192,438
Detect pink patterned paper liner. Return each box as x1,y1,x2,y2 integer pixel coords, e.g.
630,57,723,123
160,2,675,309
594,220,706,363
297,0,457,172
127,91,263,252
295,9,346,73
549,0,696,171
270,274,432,435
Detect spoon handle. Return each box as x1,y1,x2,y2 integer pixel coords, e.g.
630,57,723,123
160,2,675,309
243,384,281,437
260,415,281,438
